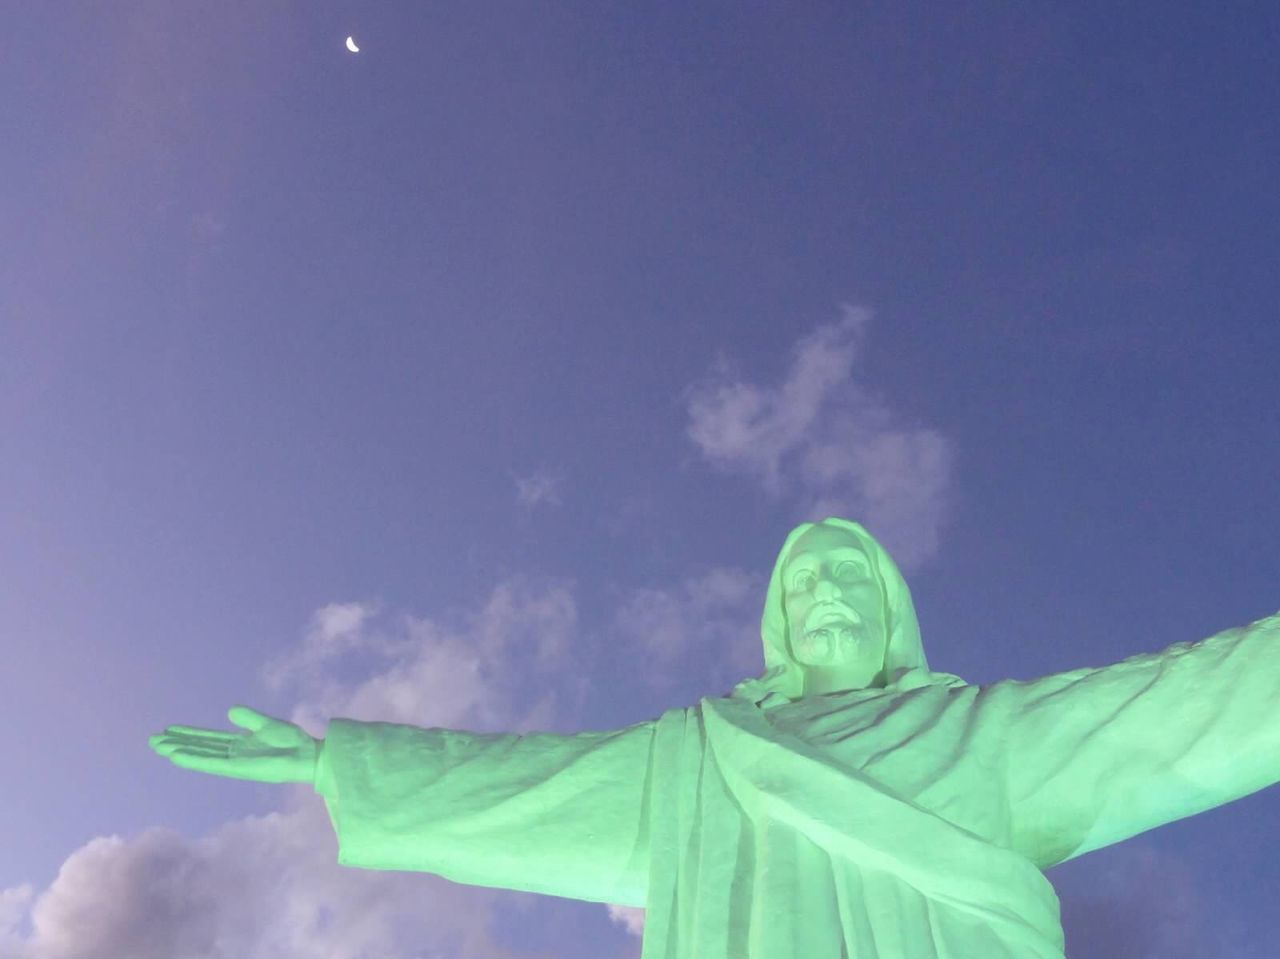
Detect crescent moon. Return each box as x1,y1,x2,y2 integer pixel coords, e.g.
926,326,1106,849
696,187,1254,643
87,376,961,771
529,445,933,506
345,36,360,53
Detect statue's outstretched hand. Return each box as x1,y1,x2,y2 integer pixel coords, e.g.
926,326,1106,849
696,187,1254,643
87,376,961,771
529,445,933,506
149,705,319,784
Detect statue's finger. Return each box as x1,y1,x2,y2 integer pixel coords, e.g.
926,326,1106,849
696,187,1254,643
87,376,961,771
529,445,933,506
168,749,222,771
159,741,230,759
173,744,233,758
228,705,268,731
169,749,264,782
158,735,237,753
165,725,236,739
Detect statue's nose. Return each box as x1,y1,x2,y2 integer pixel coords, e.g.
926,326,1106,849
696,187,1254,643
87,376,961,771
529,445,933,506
813,579,841,601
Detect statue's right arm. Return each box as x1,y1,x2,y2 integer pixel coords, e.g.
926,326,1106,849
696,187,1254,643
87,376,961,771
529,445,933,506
313,715,656,907
995,610,1280,868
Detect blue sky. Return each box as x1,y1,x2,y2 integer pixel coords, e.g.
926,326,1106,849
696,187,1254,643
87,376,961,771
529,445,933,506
2,3,1277,957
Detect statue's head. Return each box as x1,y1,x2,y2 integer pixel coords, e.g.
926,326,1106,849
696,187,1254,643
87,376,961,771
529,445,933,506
756,517,933,699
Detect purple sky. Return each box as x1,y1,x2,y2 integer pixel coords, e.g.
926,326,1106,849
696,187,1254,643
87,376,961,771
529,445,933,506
3,3,1278,957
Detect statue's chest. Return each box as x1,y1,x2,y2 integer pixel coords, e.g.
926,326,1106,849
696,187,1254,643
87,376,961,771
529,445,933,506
766,687,1009,844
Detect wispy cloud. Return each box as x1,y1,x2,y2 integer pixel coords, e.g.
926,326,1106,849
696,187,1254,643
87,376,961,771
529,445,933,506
2,816,527,959
0,885,33,955
609,566,765,693
259,601,383,695
683,304,954,570
270,578,579,740
512,467,565,510
2,579,587,959
190,211,228,243
607,903,646,937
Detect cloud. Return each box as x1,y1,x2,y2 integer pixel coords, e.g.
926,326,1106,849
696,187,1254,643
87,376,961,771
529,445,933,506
685,308,868,494
2,577,593,959
2,811,525,959
609,566,765,693
683,304,954,570
0,885,34,954
512,467,565,510
191,212,228,242
268,578,579,741
606,904,645,936
258,601,384,696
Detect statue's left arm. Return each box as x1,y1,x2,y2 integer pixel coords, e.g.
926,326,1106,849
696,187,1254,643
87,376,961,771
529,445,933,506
314,716,655,906
996,611,1280,868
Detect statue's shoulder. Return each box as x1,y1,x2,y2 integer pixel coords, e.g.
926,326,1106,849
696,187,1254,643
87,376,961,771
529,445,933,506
653,695,758,730
655,702,706,725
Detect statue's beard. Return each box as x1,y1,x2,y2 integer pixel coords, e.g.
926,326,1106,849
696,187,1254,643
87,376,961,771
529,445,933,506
792,622,869,666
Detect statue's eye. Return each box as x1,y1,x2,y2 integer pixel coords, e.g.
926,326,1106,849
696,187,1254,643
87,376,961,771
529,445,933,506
837,562,863,579
794,571,816,591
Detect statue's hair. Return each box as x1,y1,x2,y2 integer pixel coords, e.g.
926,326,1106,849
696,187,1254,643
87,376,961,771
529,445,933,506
744,517,958,702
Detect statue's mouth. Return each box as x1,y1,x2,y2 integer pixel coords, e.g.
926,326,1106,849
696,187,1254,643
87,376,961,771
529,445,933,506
809,605,859,630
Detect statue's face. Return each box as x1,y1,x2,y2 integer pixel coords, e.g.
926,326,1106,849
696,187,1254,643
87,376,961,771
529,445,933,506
782,525,888,678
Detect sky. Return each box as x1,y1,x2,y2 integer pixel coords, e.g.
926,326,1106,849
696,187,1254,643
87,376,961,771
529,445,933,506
2,2,1278,957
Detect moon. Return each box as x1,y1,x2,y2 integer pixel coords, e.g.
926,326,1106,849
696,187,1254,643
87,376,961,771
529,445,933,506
345,36,359,53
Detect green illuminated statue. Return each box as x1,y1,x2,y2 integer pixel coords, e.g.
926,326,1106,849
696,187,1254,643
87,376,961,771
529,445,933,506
150,518,1280,958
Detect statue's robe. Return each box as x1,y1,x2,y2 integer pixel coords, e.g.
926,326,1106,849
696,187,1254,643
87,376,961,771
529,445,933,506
314,612,1280,958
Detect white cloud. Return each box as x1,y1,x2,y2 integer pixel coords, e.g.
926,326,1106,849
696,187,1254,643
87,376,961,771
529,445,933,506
191,211,227,241
512,467,565,509
606,904,645,936
684,304,869,492
1,812,526,959
0,884,33,955
683,304,953,571
271,577,578,742
610,567,765,689
799,417,952,571
312,602,370,643
258,601,383,695
2,578,593,959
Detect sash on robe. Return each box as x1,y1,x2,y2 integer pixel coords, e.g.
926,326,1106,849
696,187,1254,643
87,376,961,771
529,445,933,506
641,697,1066,959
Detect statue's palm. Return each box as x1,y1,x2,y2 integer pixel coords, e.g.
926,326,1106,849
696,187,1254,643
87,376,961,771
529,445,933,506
149,705,318,784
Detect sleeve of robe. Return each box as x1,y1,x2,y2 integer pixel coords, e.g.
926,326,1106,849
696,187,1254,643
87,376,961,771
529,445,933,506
312,716,656,907
999,610,1280,868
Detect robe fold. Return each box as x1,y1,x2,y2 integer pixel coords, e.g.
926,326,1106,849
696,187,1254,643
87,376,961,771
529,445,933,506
315,610,1280,958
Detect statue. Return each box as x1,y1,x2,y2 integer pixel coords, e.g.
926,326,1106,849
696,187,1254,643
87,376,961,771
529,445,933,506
149,517,1280,958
